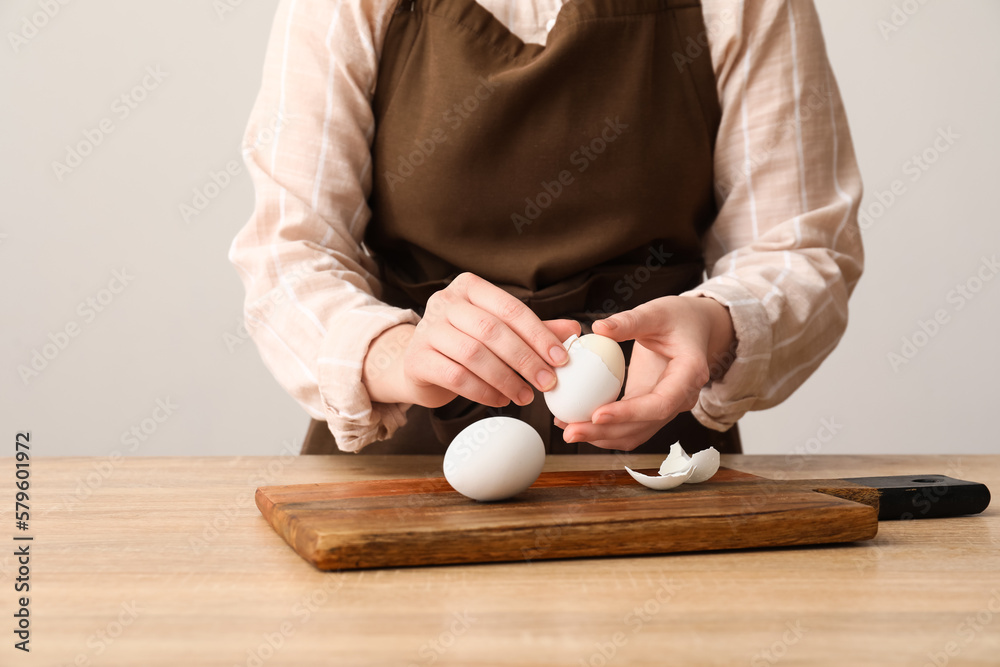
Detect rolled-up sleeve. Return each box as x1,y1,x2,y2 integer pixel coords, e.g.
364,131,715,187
229,0,418,452
685,0,865,430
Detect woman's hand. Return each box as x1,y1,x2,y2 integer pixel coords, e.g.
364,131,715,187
555,295,736,451
363,272,580,408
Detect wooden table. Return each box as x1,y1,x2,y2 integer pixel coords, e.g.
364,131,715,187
3,455,998,666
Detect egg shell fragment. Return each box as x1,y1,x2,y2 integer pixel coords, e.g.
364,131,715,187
544,334,625,424
628,443,721,491
624,464,694,490
443,417,545,502
657,443,692,475
686,447,721,483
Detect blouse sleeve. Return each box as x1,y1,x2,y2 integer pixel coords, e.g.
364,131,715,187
684,0,865,429
228,0,419,452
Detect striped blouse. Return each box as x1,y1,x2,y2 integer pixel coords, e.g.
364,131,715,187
229,0,864,452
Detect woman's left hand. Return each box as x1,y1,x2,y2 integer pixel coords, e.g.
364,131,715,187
554,295,736,451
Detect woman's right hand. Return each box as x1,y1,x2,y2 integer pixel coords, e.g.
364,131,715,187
362,272,580,408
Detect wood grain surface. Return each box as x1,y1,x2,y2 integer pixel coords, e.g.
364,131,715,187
2,454,997,667
256,468,880,569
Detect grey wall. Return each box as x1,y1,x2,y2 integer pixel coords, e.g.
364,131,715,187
2,0,997,457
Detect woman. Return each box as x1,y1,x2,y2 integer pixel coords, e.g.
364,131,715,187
230,0,863,455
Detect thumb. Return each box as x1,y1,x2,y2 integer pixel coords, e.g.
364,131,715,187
592,308,652,342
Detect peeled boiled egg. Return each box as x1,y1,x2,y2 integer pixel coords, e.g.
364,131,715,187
544,334,625,423
443,417,545,502
625,443,721,490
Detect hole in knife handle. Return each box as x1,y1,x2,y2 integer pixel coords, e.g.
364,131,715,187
910,477,942,484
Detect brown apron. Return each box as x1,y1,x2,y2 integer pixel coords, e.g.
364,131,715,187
302,0,741,455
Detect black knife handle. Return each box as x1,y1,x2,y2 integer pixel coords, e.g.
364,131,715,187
842,475,991,521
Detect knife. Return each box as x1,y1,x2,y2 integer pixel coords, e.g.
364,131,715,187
840,474,991,520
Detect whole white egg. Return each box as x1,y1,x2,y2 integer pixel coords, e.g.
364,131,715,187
543,334,625,424
443,417,545,502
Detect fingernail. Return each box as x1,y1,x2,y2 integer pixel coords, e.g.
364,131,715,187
593,412,611,424
564,432,578,443
549,345,568,365
517,387,534,406
536,369,556,391
600,318,617,330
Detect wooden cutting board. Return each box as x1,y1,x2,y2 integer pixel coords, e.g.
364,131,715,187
256,467,905,570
